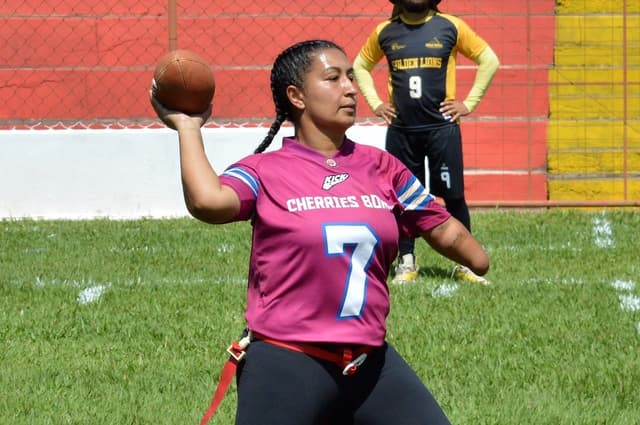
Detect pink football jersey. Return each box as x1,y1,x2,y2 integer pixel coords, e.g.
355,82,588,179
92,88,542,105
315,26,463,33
219,137,449,346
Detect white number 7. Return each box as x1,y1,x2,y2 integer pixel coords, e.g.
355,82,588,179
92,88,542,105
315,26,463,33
323,224,379,319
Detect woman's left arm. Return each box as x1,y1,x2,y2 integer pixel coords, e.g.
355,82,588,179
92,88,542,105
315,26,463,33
420,217,490,276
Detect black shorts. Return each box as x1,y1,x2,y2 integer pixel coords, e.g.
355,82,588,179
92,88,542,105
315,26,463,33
385,124,465,199
234,340,450,425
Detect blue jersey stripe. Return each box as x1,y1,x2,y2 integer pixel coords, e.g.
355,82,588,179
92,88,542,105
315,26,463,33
396,176,434,210
223,167,259,197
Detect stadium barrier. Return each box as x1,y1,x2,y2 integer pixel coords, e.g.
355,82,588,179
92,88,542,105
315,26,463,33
1,0,637,218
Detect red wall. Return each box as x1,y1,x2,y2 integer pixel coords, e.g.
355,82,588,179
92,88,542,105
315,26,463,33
1,0,554,202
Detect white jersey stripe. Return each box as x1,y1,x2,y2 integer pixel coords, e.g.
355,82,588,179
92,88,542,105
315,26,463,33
396,176,434,210
223,167,259,197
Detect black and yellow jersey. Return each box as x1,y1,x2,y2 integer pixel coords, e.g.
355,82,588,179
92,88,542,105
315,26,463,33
357,13,488,129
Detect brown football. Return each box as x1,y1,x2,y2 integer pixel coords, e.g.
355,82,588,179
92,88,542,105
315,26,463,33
152,49,215,114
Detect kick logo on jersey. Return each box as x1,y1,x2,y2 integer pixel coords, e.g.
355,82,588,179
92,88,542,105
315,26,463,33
322,173,349,190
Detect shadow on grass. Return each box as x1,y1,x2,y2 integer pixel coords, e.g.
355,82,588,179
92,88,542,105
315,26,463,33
389,265,453,283
418,265,452,280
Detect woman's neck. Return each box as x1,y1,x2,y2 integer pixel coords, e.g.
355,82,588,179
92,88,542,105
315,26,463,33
294,126,345,158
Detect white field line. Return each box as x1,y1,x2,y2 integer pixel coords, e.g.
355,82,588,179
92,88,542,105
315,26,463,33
106,244,235,254
525,277,585,285
591,214,640,334
31,275,246,289
77,285,110,305
618,294,640,312
610,281,640,336
17,276,235,308
498,243,584,252
592,213,640,335
611,280,635,292
610,281,640,311
431,283,460,298
21,216,639,335
592,214,614,248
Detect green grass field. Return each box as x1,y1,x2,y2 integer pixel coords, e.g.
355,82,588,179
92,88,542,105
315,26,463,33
1,210,639,424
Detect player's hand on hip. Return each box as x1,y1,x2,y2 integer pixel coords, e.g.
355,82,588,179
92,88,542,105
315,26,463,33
374,102,397,125
150,87,211,131
439,100,469,122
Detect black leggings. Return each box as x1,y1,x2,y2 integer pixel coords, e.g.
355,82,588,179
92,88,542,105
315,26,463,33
235,340,451,425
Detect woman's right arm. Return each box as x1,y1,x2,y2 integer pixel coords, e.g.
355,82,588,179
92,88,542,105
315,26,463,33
150,94,240,224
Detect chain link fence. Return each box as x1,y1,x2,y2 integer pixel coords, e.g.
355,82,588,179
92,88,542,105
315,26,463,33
2,0,403,128
1,0,638,205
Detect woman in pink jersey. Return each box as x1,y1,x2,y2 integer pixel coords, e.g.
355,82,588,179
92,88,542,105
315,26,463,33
151,39,488,425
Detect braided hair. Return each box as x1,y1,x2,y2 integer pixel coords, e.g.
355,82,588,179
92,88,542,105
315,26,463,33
254,39,345,154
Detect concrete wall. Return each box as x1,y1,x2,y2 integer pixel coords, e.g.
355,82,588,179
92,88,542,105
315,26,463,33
0,125,386,219
0,0,556,208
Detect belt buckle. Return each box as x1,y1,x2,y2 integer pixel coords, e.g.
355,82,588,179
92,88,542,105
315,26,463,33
226,343,246,362
342,352,367,376
226,334,251,362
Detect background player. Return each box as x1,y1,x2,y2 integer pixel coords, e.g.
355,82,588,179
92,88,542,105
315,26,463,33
151,39,489,424
353,0,499,284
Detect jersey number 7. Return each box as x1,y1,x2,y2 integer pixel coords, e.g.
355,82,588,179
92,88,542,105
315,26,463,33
323,223,379,319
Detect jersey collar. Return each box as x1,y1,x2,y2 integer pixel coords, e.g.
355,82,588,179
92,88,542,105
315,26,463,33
399,9,437,25
281,137,355,162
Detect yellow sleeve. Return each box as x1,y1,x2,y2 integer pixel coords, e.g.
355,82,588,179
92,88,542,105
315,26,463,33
462,46,500,112
449,14,488,60
353,21,391,113
353,54,384,113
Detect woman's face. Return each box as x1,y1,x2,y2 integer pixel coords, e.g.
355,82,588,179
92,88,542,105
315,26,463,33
293,48,358,132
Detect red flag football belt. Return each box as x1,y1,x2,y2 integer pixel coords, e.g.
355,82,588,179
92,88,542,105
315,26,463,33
252,331,372,375
199,332,372,425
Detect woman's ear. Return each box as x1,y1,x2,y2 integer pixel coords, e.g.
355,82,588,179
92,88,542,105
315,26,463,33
287,85,305,110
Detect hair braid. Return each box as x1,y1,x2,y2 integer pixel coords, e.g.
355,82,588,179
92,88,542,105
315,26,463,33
254,113,285,154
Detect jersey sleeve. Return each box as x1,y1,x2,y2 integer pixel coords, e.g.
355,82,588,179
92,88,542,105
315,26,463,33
462,45,500,112
394,174,451,238
357,21,389,66
384,151,451,237
446,14,488,60
354,54,385,112
219,162,259,221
